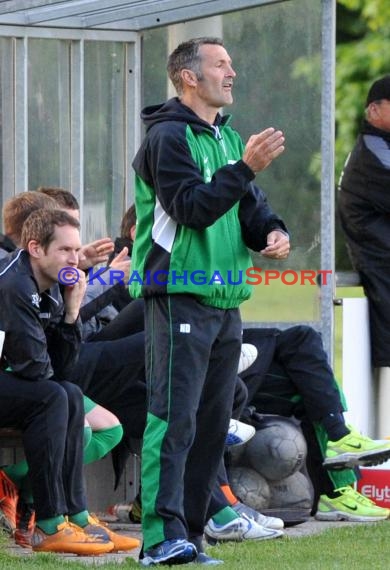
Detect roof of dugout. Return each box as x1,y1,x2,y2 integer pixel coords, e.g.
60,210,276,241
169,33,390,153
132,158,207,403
0,0,287,30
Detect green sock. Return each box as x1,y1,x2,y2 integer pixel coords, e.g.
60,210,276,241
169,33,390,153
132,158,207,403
83,424,123,465
212,506,240,525
68,510,89,528
36,515,66,535
3,460,29,489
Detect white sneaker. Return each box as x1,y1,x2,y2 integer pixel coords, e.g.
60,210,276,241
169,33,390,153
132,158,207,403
233,501,284,530
205,516,283,543
237,343,258,374
226,419,255,447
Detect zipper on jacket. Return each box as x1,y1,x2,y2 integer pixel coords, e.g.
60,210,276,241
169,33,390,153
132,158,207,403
212,125,228,160
211,125,241,299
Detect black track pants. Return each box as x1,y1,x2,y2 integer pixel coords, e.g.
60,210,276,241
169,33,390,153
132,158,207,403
141,294,242,551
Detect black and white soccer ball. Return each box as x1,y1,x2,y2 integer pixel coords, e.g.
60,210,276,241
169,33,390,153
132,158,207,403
244,417,307,481
268,471,314,510
228,466,271,510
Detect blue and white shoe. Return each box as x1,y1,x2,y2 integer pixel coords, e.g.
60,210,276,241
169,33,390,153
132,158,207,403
225,419,255,447
140,538,197,566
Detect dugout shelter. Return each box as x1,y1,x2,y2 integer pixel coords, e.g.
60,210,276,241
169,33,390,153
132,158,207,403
0,0,339,507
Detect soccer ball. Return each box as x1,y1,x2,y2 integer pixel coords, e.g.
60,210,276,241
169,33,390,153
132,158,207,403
228,466,271,510
244,417,307,481
268,471,314,509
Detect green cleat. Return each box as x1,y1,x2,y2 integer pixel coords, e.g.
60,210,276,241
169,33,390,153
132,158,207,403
323,426,390,470
315,486,390,522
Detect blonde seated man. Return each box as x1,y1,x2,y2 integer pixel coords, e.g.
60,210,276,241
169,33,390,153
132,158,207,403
0,207,139,555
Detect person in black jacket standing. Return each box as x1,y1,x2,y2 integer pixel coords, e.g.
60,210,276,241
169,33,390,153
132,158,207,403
338,76,390,367
338,76,390,434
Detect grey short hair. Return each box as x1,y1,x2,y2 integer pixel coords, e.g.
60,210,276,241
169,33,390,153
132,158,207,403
167,37,224,95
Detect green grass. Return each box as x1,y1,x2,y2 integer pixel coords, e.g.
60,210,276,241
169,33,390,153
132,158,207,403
1,523,390,569
240,281,320,323
209,523,390,569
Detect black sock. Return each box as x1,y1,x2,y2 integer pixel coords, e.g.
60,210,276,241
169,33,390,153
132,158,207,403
322,412,350,442
326,488,342,499
189,536,203,553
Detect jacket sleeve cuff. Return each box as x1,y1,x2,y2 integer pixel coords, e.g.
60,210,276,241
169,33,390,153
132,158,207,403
234,159,256,181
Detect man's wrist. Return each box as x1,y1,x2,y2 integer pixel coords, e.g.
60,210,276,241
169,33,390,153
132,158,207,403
273,229,289,239
63,313,79,324
236,159,256,180
267,226,289,239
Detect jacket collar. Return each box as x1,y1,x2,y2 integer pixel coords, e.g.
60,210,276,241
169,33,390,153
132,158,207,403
361,119,390,145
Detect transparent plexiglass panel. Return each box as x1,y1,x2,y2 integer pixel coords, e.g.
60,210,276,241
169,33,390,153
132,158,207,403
226,0,322,324
142,0,322,324
28,39,71,191
83,41,126,242
0,38,12,215
0,40,3,214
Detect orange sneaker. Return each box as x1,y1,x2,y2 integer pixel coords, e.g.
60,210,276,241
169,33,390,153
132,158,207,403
31,521,114,555
14,500,35,548
84,514,140,552
0,470,18,533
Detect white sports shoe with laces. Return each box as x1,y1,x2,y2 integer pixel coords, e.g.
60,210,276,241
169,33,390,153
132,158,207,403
226,419,255,447
233,501,284,529
204,515,284,543
237,343,258,374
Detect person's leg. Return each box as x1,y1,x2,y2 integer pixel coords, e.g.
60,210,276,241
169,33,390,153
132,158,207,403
73,336,146,488
74,333,146,406
0,375,133,554
359,266,390,368
232,376,248,419
12,398,123,501
240,328,279,403
90,298,145,342
262,326,346,428
108,381,147,489
11,396,124,548
49,381,87,521
299,419,343,506
291,420,386,523
141,295,211,552
0,374,70,522
59,386,139,553
83,398,123,465
183,306,242,544
242,364,389,522
246,326,390,468
248,363,357,491
0,374,109,552
206,461,284,534
184,314,283,550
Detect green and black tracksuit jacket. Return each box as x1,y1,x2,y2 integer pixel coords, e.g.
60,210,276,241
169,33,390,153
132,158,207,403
130,97,287,306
